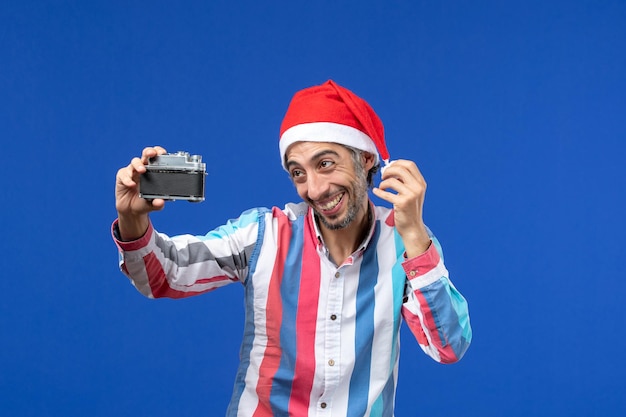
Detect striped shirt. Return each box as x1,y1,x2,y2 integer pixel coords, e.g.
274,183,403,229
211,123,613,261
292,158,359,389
113,202,471,416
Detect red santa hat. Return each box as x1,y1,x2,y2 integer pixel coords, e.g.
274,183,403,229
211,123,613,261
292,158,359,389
279,80,390,170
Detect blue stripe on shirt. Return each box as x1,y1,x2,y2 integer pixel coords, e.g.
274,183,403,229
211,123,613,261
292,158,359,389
200,208,260,241
347,224,380,416
269,214,305,413
371,224,405,416
226,208,268,416
420,278,465,355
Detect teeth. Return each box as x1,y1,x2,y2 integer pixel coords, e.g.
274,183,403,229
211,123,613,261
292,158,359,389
319,194,343,210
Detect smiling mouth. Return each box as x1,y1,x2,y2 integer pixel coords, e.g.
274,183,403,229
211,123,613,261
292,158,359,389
317,192,344,211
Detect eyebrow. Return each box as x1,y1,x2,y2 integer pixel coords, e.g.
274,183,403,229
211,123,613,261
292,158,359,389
286,149,341,170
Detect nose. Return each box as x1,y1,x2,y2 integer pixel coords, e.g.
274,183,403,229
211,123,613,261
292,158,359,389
306,172,328,201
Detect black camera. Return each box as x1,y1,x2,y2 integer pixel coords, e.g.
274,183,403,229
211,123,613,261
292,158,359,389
139,151,206,202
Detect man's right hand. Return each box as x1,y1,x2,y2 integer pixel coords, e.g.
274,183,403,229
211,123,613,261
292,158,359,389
115,146,168,241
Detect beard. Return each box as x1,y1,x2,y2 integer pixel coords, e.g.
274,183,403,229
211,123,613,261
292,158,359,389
313,161,369,231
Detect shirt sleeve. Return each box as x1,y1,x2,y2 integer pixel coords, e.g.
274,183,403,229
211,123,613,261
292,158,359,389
111,208,265,299
400,237,472,364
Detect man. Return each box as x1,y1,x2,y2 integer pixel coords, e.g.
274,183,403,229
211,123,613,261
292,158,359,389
113,80,471,416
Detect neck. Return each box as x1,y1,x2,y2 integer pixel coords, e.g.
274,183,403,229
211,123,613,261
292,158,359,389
317,201,372,265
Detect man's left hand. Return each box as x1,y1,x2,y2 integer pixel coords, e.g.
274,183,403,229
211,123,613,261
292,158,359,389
372,159,431,258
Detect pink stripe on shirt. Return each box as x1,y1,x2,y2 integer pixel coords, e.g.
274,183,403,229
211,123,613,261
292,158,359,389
253,209,292,416
288,214,322,415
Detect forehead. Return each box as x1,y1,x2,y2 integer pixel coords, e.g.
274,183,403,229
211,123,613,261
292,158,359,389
285,141,350,163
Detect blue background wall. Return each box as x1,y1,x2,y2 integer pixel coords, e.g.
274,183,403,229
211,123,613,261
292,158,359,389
1,1,624,415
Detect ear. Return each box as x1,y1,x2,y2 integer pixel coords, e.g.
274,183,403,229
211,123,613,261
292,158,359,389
362,152,376,171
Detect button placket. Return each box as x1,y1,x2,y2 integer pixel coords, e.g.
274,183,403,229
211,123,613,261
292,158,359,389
321,266,344,406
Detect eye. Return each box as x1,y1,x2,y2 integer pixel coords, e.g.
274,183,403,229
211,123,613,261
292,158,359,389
319,160,334,169
290,169,305,179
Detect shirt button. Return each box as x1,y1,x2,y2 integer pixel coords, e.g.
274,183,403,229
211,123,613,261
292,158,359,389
335,272,341,278
409,270,416,277
328,359,335,366
330,314,337,320
320,402,327,409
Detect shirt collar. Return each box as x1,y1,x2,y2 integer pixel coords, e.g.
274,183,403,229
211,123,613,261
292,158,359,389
309,201,377,257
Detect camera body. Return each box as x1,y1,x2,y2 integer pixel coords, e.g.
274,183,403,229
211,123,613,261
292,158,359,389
139,152,206,202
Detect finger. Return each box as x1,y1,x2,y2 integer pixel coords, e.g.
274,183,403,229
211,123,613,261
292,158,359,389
130,157,147,174
140,147,158,164
141,146,168,164
117,166,138,188
375,176,426,210
372,186,403,205
381,160,424,184
150,198,166,211
118,174,137,188
377,177,418,197
382,172,426,198
382,164,420,184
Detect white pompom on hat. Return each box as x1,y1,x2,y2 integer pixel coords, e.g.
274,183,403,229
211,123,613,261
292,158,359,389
279,80,390,170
